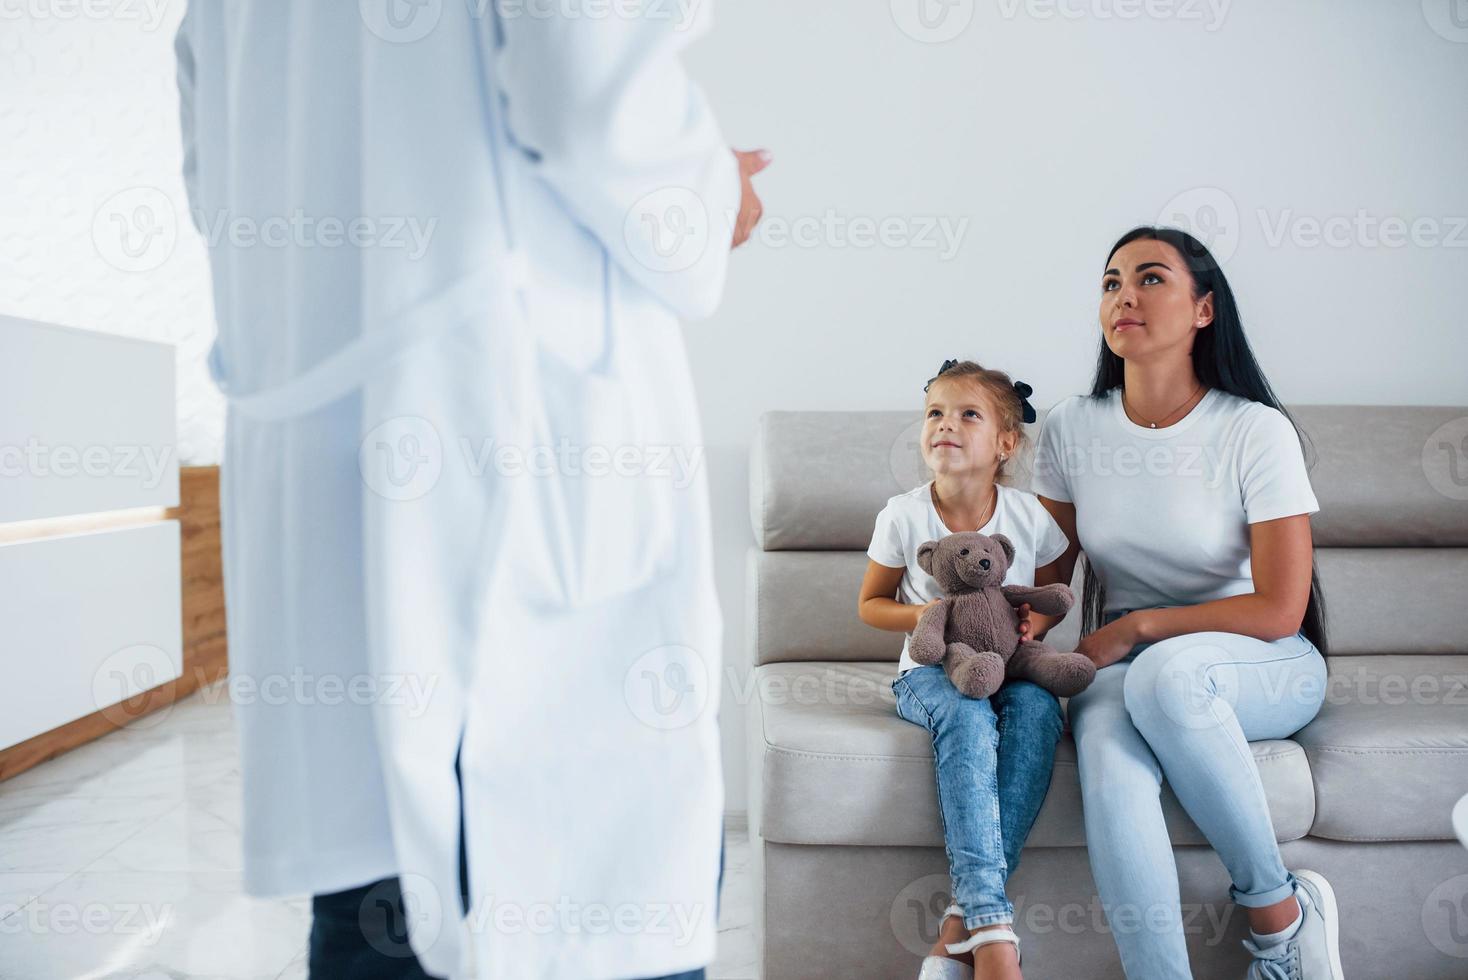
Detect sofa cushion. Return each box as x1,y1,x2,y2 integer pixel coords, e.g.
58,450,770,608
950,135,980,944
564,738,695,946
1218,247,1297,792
1296,655,1468,842
750,660,1316,849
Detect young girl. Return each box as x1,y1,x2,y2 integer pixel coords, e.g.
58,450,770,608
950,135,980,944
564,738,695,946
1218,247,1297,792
858,360,1070,980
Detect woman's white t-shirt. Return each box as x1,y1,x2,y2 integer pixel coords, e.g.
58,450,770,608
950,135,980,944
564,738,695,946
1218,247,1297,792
867,481,1070,676
1030,387,1320,618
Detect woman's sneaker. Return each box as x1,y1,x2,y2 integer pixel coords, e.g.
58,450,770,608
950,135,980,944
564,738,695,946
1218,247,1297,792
1242,869,1344,979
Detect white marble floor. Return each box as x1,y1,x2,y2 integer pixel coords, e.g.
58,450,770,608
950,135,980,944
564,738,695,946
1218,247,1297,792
0,685,758,979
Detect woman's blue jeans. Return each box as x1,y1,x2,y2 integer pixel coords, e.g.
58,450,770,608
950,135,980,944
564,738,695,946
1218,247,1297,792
892,668,1064,929
1067,609,1328,979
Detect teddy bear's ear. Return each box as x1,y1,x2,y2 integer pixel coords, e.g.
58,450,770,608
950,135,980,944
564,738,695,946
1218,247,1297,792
991,533,1016,566
916,540,939,575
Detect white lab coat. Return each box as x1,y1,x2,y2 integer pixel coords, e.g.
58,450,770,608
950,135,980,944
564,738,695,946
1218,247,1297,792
176,4,738,977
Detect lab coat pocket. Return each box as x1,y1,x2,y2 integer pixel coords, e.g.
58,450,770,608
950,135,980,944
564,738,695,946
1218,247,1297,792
526,340,679,610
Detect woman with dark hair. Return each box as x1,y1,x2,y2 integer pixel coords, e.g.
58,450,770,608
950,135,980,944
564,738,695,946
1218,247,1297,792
1023,227,1344,979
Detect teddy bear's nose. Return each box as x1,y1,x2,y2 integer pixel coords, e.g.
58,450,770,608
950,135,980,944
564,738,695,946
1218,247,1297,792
978,558,991,570
959,548,969,557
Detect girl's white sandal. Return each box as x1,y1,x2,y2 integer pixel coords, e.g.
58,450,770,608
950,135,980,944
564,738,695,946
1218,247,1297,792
945,924,1023,966
917,904,975,980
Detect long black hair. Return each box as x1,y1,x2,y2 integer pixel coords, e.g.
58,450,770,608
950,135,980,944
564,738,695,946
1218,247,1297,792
1080,225,1329,654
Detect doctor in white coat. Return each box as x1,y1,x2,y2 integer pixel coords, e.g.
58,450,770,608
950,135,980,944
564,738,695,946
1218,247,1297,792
175,2,766,977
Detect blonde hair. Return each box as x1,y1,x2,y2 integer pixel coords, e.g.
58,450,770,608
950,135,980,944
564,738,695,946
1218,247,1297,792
923,359,1031,480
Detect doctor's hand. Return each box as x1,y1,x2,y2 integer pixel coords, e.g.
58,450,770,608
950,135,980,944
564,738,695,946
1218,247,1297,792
731,148,772,249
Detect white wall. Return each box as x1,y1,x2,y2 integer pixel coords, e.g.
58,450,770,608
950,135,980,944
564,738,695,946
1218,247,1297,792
5,0,1465,814
684,0,1468,811
0,0,222,464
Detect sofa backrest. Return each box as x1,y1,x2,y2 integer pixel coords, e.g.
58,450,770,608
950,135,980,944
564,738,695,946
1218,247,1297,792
747,405,1468,666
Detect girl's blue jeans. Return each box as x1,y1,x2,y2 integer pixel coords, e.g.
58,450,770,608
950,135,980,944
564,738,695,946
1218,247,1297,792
1068,608,1328,979
892,668,1064,930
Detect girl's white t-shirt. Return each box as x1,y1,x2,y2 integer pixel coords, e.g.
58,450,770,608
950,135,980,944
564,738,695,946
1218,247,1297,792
1030,387,1320,619
867,481,1070,675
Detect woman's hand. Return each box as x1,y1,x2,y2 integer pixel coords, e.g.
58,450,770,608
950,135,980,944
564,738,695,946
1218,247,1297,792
1075,614,1142,669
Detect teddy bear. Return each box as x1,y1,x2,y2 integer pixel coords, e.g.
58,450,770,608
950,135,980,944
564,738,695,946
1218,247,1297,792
909,531,1097,700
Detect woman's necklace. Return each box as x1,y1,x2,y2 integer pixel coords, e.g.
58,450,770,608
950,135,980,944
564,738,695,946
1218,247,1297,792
933,482,998,532
1122,382,1206,429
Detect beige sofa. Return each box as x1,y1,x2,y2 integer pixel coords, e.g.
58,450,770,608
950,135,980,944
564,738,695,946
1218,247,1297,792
744,405,1468,979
